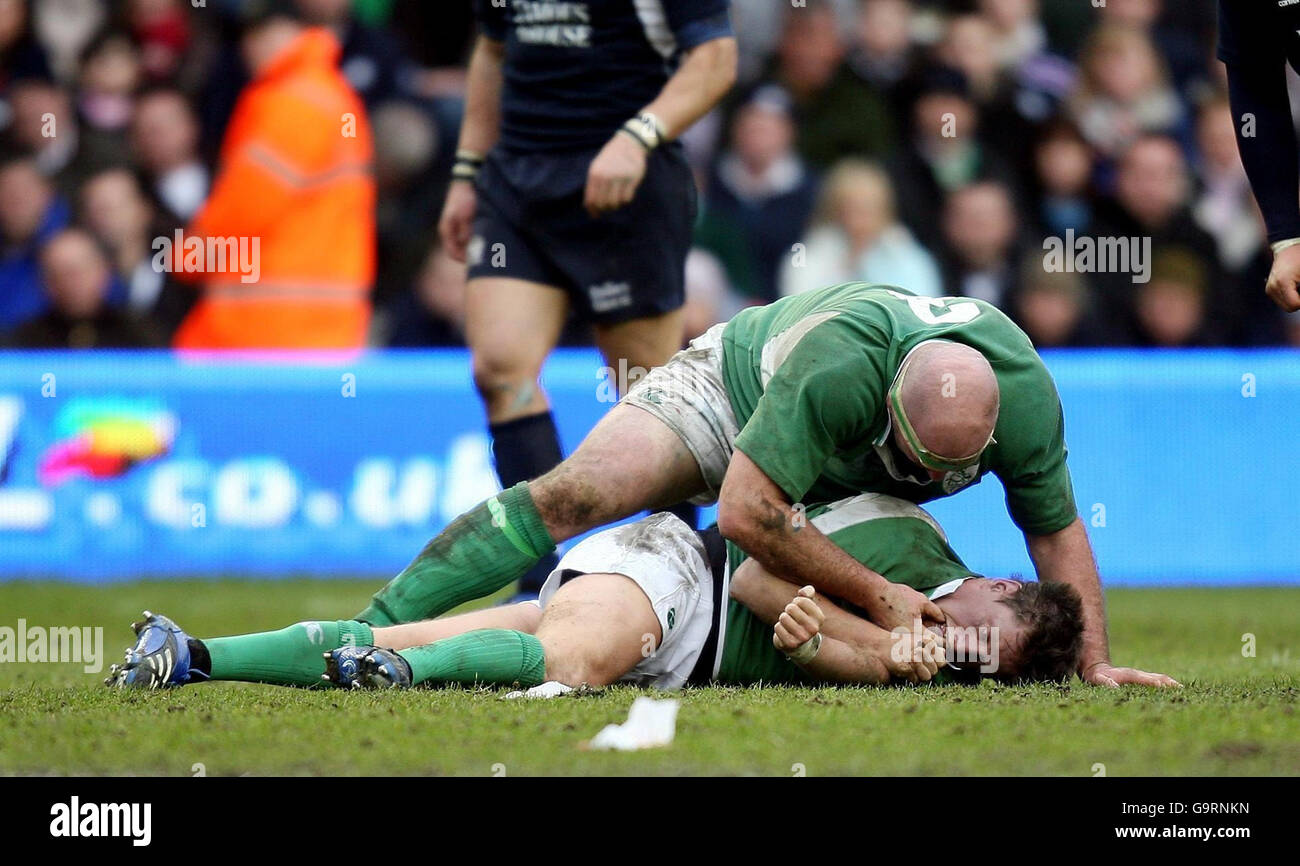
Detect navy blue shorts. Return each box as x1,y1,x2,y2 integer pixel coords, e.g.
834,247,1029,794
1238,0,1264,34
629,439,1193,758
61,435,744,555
466,144,696,325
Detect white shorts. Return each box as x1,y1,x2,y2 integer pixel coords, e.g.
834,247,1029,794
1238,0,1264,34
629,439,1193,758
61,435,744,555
620,323,739,505
538,512,715,691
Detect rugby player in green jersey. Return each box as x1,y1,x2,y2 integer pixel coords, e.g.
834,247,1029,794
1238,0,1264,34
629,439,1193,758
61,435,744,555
107,495,1084,691
345,283,1173,688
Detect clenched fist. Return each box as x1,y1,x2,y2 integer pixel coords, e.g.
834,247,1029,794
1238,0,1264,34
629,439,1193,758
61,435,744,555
773,586,825,654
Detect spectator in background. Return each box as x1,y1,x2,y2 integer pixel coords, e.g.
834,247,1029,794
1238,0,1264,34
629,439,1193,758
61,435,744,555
125,0,192,83
74,31,142,168
939,180,1023,308
370,99,440,304
1032,120,1097,238
780,158,941,298
0,154,69,330
1094,133,1226,341
29,0,105,81
0,0,52,90
130,88,209,222
848,0,922,115
5,78,86,189
681,247,746,343
699,85,817,303
293,0,412,108
935,11,1037,175
1132,248,1215,348
378,242,466,348
172,3,375,350
9,227,153,348
1010,259,1110,348
887,67,1023,249
1099,0,1209,98
0,0,1263,352
979,0,1048,73
1192,93,1261,274
79,167,161,312
78,165,190,338
769,0,895,168
384,0,474,147
1067,25,1185,165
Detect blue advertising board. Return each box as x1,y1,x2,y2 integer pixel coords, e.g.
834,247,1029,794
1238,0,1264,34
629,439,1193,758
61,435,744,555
0,349,1294,584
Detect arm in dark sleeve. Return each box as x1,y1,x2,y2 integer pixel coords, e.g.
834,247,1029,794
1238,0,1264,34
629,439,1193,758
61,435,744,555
663,0,733,50
472,0,509,42
1225,59,1300,243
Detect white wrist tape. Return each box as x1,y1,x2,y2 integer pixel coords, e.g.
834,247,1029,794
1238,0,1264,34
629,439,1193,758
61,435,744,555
784,632,823,666
1271,237,1300,255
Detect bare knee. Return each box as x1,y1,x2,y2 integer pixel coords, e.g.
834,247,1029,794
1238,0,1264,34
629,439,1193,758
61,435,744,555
539,641,620,687
470,351,545,418
513,601,543,633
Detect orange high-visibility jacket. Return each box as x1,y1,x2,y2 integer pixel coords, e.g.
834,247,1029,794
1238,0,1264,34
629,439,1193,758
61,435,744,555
173,28,375,350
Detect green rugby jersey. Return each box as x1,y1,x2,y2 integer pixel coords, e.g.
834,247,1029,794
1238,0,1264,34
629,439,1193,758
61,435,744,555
714,494,974,685
720,283,1076,537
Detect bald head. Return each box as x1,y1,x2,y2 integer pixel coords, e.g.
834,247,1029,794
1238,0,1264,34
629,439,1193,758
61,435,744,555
892,341,999,469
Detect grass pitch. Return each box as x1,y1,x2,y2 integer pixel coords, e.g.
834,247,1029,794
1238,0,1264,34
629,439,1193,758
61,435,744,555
0,580,1296,776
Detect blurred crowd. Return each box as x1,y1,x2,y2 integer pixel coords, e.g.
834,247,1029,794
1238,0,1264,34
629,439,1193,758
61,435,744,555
1,0,1297,351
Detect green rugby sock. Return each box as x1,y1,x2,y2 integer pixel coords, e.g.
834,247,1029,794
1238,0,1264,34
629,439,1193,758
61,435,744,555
202,620,374,687
355,481,555,625
398,629,546,688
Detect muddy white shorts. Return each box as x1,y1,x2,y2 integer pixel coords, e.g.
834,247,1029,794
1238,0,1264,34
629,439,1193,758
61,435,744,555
619,323,740,505
538,512,715,691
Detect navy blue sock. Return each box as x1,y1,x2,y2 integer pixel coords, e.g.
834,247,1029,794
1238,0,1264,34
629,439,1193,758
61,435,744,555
489,411,563,594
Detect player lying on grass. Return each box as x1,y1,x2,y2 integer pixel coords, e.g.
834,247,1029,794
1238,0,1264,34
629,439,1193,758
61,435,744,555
347,282,1174,688
106,494,1085,691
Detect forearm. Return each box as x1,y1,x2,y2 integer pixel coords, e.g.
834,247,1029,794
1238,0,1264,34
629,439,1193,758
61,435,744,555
1027,517,1108,673
457,36,504,156
731,562,891,648
640,37,737,140
727,510,894,617
718,457,896,615
731,564,892,684
1225,60,1300,244
796,636,890,684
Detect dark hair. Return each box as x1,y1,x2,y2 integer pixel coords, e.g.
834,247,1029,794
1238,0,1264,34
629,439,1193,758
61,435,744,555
997,581,1085,683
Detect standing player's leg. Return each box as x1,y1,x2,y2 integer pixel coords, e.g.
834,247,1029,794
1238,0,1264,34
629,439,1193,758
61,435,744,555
591,309,685,388
591,309,698,528
466,275,570,599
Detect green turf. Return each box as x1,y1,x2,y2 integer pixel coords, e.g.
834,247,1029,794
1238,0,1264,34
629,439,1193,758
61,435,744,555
0,581,1296,776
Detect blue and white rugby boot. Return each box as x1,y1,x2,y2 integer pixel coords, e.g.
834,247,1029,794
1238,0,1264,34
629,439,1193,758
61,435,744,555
105,611,205,689
322,646,412,689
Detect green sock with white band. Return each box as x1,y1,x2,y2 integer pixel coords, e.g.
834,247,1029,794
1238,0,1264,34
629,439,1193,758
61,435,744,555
354,481,556,626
